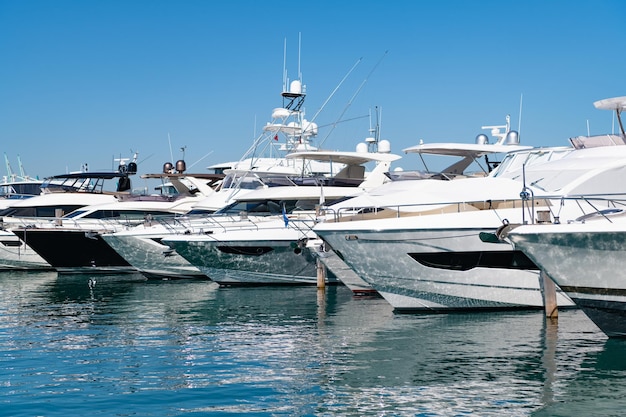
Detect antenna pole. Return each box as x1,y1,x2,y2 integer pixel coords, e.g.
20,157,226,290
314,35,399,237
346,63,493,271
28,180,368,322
187,150,214,170
283,38,287,92
168,133,174,163
518,93,523,139
298,32,302,82
320,50,389,147
306,58,362,129
377,106,382,142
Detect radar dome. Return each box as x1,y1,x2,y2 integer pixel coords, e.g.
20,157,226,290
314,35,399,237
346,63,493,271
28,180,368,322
272,108,291,119
378,140,391,153
356,142,368,153
475,134,489,145
290,80,302,94
504,130,520,145
175,160,186,173
163,162,174,173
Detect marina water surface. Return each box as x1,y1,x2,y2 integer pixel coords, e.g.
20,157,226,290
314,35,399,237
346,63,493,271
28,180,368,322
1,271,625,416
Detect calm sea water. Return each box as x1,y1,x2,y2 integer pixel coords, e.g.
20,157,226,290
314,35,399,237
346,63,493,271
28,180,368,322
1,271,625,417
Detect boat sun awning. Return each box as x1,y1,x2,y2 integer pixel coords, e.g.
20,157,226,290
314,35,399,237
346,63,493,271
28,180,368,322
285,150,401,165
402,142,532,157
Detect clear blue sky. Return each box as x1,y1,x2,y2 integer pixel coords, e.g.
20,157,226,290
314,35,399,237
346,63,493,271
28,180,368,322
1,0,624,182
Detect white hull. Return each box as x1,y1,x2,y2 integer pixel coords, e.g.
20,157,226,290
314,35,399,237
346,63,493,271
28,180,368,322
163,223,341,286
165,237,340,286
309,239,378,295
0,231,51,270
509,222,626,337
102,233,207,280
316,209,575,311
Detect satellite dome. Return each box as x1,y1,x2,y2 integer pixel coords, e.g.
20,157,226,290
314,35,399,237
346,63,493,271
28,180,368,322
272,108,291,119
290,80,302,94
378,140,391,153
504,130,520,145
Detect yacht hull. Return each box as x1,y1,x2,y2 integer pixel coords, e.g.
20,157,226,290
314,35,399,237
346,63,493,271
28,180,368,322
101,233,207,280
164,237,339,286
0,231,52,270
13,228,136,274
509,225,626,337
316,226,574,311
309,239,378,296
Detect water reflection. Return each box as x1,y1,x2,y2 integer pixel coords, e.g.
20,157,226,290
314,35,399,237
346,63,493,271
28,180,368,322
0,272,621,416
532,337,626,417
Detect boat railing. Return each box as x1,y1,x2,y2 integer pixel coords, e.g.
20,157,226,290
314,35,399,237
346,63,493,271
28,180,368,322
385,170,488,182
5,215,159,232
323,199,523,223
540,193,626,225
153,210,319,236
321,193,626,225
153,212,264,234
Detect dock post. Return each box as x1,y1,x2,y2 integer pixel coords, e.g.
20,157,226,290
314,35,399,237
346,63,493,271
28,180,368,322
316,258,326,289
540,270,558,319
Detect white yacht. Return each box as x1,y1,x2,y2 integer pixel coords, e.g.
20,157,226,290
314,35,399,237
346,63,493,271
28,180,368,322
313,96,626,311
106,145,400,282
309,116,533,295
506,197,626,338
498,96,626,336
189,77,346,214
0,160,143,270
101,70,396,281
10,165,221,274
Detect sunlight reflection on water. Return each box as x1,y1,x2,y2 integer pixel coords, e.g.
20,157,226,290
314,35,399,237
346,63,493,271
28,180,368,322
1,271,623,416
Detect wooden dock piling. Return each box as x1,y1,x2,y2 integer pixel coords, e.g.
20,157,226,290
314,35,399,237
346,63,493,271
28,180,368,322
540,270,558,318
316,258,326,289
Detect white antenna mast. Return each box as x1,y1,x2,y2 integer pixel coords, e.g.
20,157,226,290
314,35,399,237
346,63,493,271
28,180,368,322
168,133,174,163
298,32,302,83
306,58,362,130
518,93,523,139
587,119,590,136
186,150,214,171
282,38,288,93
376,106,383,143
320,50,388,147
366,106,382,152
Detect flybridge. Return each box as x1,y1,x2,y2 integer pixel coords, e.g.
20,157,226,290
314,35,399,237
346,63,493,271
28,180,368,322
40,171,133,194
40,152,140,194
